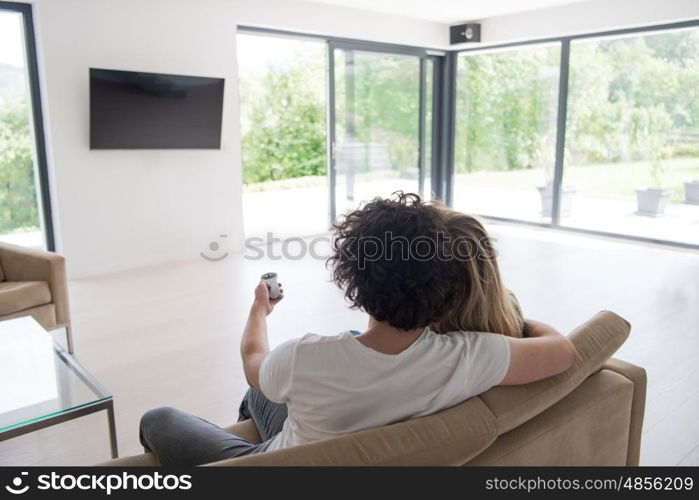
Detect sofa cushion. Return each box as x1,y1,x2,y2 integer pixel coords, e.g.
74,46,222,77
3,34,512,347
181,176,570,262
0,281,52,316
223,419,262,444
478,310,631,434
0,243,70,326
0,303,57,330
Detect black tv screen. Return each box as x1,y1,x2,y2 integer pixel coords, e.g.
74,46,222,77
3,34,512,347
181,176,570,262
90,68,224,149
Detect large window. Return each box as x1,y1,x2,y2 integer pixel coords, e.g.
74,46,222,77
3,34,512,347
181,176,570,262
453,44,561,221
237,34,328,240
453,24,699,247
0,4,50,249
238,23,698,248
562,28,699,246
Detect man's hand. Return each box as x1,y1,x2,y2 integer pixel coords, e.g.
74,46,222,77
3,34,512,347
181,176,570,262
253,280,284,316
242,281,284,391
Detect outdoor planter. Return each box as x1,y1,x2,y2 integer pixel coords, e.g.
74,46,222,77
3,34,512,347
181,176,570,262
684,180,699,205
537,183,575,217
635,188,673,216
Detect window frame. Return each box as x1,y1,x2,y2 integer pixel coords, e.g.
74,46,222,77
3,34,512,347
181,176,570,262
0,1,54,250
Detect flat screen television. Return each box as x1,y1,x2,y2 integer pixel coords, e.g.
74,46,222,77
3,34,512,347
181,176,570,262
90,68,224,149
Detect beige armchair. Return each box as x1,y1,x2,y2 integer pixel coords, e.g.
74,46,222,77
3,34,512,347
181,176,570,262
101,311,645,466
0,242,73,352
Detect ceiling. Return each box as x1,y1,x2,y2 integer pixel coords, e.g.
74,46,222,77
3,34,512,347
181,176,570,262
307,0,590,24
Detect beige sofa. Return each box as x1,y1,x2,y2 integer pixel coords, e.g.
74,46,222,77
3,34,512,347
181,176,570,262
0,242,73,352
102,310,644,466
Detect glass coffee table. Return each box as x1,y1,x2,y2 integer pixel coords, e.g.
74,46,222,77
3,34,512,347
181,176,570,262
0,317,118,458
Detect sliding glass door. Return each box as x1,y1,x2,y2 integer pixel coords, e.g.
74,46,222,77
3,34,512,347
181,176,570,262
238,30,440,238
237,33,328,240
331,47,426,218
453,43,561,222
0,4,51,249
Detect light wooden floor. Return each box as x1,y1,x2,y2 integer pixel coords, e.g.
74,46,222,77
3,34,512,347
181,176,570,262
1,223,698,465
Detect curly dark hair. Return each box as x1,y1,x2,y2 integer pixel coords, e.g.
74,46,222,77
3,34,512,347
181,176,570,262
328,192,461,330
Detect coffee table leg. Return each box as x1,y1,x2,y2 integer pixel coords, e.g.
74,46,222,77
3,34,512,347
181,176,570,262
107,400,119,458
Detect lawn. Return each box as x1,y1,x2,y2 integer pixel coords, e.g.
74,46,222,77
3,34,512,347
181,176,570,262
242,158,699,203
454,158,699,202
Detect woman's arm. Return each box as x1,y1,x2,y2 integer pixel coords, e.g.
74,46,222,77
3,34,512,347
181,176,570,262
499,319,577,385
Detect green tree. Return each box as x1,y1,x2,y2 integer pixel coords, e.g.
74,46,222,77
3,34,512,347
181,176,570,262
240,51,326,184
455,45,560,173
0,99,39,234
456,28,699,176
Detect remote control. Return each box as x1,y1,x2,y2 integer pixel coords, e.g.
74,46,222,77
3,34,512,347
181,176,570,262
261,272,281,299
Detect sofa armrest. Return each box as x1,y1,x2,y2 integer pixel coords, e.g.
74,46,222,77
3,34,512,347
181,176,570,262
0,243,71,326
477,310,632,434
602,358,647,465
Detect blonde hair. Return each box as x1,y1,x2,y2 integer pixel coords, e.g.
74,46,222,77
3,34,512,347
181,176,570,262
430,210,524,338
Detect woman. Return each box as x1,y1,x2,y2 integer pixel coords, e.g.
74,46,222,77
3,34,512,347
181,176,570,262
430,208,524,338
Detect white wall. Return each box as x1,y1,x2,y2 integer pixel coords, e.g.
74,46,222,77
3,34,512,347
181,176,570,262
459,0,699,48
32,0,446,278
32,0,243,278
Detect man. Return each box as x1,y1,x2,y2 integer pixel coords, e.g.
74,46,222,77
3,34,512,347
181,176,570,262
140,193,576,465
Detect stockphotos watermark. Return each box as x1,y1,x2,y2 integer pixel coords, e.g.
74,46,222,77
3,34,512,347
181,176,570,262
4,470,192,496
229,232,497,267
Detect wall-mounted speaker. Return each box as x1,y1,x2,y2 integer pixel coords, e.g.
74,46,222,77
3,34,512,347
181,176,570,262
450,23,481,44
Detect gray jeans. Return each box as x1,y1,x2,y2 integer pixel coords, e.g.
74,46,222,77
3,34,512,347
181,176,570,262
139,387,288,466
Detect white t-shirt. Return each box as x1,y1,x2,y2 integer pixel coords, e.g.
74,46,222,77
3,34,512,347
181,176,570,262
259,327,511,452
